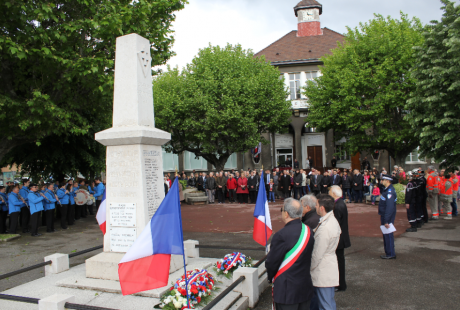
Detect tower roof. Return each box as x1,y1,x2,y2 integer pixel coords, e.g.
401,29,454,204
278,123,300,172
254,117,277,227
294,0,322,16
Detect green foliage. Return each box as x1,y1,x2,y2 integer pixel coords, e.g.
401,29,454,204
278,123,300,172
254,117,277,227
304,13,424,165
179,179,187,190
0,0,187,172
393,183,406,203
153,44,291,171
406,0,460,168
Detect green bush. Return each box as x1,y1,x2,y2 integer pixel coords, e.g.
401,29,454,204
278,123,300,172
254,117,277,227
393,183,406,203
178,180,187,190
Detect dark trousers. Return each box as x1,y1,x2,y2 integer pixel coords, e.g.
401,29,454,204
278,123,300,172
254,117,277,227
56,203,61,219
407,202,417,227
275,299,310,310
422,198,429,222
451,198,458,216
20,207,30,232
353,189,363,203
75,204,81,220
343,188,352,201
87,202,94,215
96,199,102,212
45,209,55,232
228,189,236,202
336,248,346,290
381,216,396,257
249,191,257,203
81,203,88,218
68,204,75,225
60,204,68,229
294,187,302,199
30,212,40,235
216,189,224,203
312,190,320,197
237,193,248,204
0,210,8,233
9,212,20,234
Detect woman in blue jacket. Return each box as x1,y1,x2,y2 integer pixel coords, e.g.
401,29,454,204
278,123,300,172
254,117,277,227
0,186,8,234
67,184,76,226
8,186,24,234
57,184,70,230
44,183,57,233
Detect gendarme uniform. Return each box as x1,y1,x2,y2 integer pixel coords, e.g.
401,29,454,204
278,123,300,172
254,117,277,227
405,174,420,232
378,175,397,259
415,172,428,223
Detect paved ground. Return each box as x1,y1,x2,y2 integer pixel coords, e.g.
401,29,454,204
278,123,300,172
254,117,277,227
1,199,460,309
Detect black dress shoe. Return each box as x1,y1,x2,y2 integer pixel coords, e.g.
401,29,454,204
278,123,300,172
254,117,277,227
380,255,396,259
406,227,417,232
335,288,346,292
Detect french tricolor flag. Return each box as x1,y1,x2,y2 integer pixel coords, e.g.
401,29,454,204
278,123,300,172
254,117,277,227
118,177,186,296
96,191,107,234
253,171,272,247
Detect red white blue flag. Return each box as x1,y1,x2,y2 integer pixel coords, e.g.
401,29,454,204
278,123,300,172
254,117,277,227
253,171,272,247
96,191,106,234
118,177,186,296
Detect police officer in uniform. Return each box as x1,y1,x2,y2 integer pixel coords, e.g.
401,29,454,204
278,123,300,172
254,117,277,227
405,172,420,232
379,174,397,259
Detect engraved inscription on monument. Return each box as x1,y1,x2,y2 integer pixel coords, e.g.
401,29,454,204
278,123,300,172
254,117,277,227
110,203,136,227
110,228,137,253
144,150,163,218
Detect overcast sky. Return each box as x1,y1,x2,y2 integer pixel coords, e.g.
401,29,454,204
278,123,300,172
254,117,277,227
156,0,459,71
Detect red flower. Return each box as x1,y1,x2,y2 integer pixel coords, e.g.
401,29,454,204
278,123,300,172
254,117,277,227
170,287,174,291
197,297,201,303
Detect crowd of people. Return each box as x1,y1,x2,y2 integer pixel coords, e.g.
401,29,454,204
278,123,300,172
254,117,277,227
0,178,105,236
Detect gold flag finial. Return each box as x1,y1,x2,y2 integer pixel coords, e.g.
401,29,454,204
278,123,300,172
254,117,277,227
262,165,264,170
175,166,178,177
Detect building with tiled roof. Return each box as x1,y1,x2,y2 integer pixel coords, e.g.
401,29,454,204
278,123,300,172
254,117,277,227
242,1,359,171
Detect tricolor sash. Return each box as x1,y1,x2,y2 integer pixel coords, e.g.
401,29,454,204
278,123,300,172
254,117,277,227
273,223,310,282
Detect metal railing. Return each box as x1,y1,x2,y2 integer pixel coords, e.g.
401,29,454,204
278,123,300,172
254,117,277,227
201,276,245,310
0,245,103,281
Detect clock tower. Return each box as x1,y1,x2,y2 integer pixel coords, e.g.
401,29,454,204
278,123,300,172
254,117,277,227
294,0,323,37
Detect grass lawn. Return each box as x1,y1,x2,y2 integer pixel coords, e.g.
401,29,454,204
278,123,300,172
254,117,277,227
0,234,20,241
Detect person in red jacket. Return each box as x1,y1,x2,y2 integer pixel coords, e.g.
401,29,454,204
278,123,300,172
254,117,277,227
226,174,238,203
236,172,249,204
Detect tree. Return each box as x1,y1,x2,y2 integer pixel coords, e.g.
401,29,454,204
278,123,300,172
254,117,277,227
406,0,460,168
153,44,291,171
0,0,187,164
304,13,424,166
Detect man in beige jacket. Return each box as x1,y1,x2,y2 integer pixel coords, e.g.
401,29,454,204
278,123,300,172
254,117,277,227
310,194,341,310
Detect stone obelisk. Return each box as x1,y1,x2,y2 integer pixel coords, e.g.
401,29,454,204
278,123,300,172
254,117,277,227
86,33,171,281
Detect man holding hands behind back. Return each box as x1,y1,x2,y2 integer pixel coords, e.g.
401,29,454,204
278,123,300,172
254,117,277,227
266,198,315,310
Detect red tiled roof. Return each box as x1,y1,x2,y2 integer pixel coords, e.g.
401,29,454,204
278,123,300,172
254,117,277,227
294,0,323,16
254,28,345,65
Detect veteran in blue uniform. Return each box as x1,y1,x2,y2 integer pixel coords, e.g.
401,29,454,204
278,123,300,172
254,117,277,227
378,174,397,259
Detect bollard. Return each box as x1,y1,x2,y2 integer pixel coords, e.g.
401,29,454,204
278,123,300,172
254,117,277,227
233,267,259,308
44,254,69,276
184,240,200,258
38,294,74,310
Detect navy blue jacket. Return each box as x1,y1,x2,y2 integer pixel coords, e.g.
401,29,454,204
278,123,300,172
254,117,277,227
266,219,315,305
378,184,397,224
0,192,8,212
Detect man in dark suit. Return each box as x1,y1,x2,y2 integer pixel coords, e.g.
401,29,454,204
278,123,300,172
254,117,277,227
332,169,342,186
320,171,331,194
311,170,322,197
352,169,364,203
280,172,291,199
330,185,351,292
301,194,321,230
266,198,315,310
247,171,258,203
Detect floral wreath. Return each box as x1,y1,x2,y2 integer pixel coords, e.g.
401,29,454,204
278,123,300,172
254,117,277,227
155,269,216,309
214,252,253,278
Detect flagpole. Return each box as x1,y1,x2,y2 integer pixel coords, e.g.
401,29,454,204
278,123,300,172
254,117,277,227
176,176,190,308
262,172,268,254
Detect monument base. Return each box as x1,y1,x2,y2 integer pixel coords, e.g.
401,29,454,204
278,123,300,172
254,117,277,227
86,252,188,281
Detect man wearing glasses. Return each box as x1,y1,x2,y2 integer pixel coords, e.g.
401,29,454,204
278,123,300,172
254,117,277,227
266,198,315,309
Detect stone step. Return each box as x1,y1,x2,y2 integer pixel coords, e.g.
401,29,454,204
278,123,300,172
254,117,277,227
186,196,209,205
228,296,249,310
186,192,206,197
